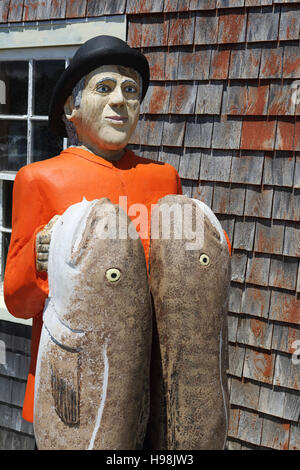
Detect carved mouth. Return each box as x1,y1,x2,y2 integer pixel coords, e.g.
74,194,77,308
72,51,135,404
105,116,128,124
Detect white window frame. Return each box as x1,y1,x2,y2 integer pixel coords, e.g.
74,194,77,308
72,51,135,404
0,17,126,325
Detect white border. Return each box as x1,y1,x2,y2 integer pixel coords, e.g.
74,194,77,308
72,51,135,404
0,16,126,50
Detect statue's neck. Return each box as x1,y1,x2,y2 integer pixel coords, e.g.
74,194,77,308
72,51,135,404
69,144,125,162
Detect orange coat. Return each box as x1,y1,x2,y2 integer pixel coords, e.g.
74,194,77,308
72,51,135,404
4,147,182,423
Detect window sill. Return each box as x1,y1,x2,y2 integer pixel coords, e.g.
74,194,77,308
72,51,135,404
0,171,17,181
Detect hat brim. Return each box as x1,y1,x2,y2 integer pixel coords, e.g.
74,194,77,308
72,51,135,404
49,46,150,137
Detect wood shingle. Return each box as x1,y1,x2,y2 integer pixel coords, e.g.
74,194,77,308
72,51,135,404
236,317,273,350
169,82,196,115
259,44,284,79
233,219,256,251
269,290,300,325
168,12,195,46
212,117,242,149
258,384,285,418
263,151,295,188
254,220,285,255
7,0,24,22
193,47,212,80
194,180,214,207
283,224,300,258
247,6,280,43
230,152,264,185
272,323,300,355
260,415,290,450
237,409,263,446
272,187,300,221
229,45,261,79
241,286,271,318
282,389,300,422
196,81,223,115
0,0,10,22
49,0,67,19
65,0,87,18
273,352,300,391
279,5,300,41
228,343,246,377
230,377,260,410
229,283,244,313
290,423,300,450
218,9,247,44
178,148,201,180
244,186,273,218
231,251,248,283
240,118,277,151
243,348,275,384
282,44,300,79
200,149,232,182
194,10,219,45
185,116,214,148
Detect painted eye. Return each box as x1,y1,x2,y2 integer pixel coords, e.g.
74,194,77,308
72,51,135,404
96,85,110,93
124,85,137,94
106,268,121,282
199,254,210,266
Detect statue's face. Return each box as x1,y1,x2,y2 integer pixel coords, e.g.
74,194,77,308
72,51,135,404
65,64,141,156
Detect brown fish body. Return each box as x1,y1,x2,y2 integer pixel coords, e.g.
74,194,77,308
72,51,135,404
148,195,230,450
34,198,152,450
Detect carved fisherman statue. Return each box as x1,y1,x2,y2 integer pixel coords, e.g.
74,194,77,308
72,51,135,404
4,36,231,450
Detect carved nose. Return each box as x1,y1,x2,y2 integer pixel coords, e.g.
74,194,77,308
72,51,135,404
109,86,125,106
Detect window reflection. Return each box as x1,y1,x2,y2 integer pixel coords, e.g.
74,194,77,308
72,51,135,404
34,60,65,116
0,62,28,115
1,232,11,278
32,121,63,162
0,120,27,171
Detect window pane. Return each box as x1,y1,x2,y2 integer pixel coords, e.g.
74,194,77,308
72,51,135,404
1,232,11,280
0,120,27,171
2,181,13,229
0,61,28,115
33,60,65,116
32,121,63,162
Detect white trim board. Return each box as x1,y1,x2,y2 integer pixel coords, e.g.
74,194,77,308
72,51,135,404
0,16,126,50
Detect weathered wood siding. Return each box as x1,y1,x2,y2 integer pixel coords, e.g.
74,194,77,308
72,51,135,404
0,321,35,449
0,0,299,450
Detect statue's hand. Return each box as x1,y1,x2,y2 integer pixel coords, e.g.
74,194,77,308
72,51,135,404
36,215,60,272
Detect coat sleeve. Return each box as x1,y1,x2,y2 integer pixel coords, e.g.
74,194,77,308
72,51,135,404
4,166,49,319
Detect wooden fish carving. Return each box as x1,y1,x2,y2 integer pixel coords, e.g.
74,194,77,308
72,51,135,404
147,195,230,450
34,198,152,450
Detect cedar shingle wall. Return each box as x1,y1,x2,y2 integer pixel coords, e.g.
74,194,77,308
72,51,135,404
126,0,300,450
0,0,299,450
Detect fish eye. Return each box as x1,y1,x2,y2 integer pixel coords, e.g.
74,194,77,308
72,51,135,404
199,254,210,266
106,268,121,282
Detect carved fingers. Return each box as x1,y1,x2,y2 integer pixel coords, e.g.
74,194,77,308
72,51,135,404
36,215,60,272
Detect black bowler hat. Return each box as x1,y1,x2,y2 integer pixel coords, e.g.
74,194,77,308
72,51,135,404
49,35,150,137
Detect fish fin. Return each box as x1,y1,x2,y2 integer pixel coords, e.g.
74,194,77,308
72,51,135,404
50,360,80,426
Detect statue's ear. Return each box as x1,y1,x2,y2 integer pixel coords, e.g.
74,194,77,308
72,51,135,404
64,95,76,120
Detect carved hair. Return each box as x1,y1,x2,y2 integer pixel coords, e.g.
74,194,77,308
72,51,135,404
62,76,86,145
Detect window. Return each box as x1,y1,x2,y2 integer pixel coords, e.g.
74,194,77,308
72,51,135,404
0,47,77,297
0,17,126,324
